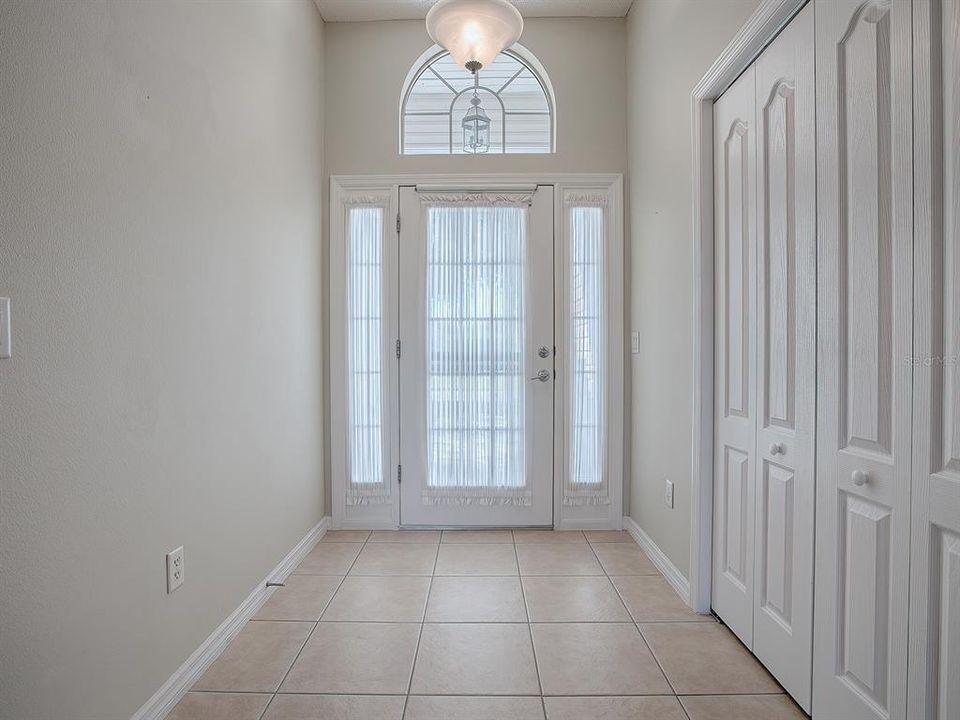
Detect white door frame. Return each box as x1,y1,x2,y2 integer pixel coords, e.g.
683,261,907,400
688,0,809,613
329,173,624,531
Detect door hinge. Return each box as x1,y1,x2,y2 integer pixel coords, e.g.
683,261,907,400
395,338,401,359
396,212,401,233
397,464,402,484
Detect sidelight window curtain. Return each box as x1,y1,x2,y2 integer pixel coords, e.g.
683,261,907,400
419,191,533,505
565,196,609,505
345,201,391,505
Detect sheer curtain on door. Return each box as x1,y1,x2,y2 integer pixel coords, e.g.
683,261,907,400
418,191,533,505
345,200,391,505
563,196,609,505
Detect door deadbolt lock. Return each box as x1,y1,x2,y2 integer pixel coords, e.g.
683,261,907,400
538,346,551,358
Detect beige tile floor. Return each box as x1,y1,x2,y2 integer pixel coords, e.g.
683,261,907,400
166,529,808,720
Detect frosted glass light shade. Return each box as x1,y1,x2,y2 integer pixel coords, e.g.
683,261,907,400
426,0,523,71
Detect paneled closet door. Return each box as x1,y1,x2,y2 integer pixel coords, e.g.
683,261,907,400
712,63,758,649
752,3,815,711
907,0,960,717
813,1,914,719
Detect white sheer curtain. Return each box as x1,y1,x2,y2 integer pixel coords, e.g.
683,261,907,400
420,192,532,505
346,204,391,505
565,200,609,505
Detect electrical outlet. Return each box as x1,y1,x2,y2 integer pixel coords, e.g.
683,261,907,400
664,480,674,509
166,546,184,593
0,298,11,359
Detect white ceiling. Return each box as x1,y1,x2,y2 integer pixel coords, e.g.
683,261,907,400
314,0,635,23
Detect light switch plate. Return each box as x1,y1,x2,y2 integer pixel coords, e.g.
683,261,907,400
0,298,10,359
630,331,640,354
664,479,674,509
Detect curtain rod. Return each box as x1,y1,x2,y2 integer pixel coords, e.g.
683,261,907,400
415,184,539,193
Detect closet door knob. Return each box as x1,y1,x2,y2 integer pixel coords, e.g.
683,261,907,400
770,443,785,455
851,469,870,487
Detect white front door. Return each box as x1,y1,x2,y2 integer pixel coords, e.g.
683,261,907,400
398,185,555,526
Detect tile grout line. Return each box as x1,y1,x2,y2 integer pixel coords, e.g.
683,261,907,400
182,531,793,719
189,688,790,697
512,530,548,720
245,618,716,624
589,537,793,714
400,535,442,719
584,536,688,713
256,530,372,720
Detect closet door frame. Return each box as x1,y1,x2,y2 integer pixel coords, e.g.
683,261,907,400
689,0,810,614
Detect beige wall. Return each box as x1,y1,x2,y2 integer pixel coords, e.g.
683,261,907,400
0,2,779,711
324,17,628,176
322,17,629,510
626,0,761,576
0,1,326,718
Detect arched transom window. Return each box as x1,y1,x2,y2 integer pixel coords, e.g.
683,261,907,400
400,44,555,155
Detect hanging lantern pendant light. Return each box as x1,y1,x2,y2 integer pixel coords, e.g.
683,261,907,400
426,0,524,73
427,0,520,154
462,73,490,154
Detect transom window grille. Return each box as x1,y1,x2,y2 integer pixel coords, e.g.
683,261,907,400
401,47,555,155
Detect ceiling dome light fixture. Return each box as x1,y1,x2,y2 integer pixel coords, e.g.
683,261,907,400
426,0,524,74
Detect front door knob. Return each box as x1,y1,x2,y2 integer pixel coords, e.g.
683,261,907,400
529,369,551,382
852,469,870,487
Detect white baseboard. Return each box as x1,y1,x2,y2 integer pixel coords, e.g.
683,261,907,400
555,520,623,531
622,516,695,610
131,516,330,720
335,520,398,530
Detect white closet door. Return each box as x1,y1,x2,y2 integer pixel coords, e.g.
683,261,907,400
752,3,815,711
908,0,960,717
712,63,758,648
813,1,914,718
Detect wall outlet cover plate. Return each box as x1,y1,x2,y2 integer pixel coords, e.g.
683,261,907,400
166,546,184,593
0,298,11,359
